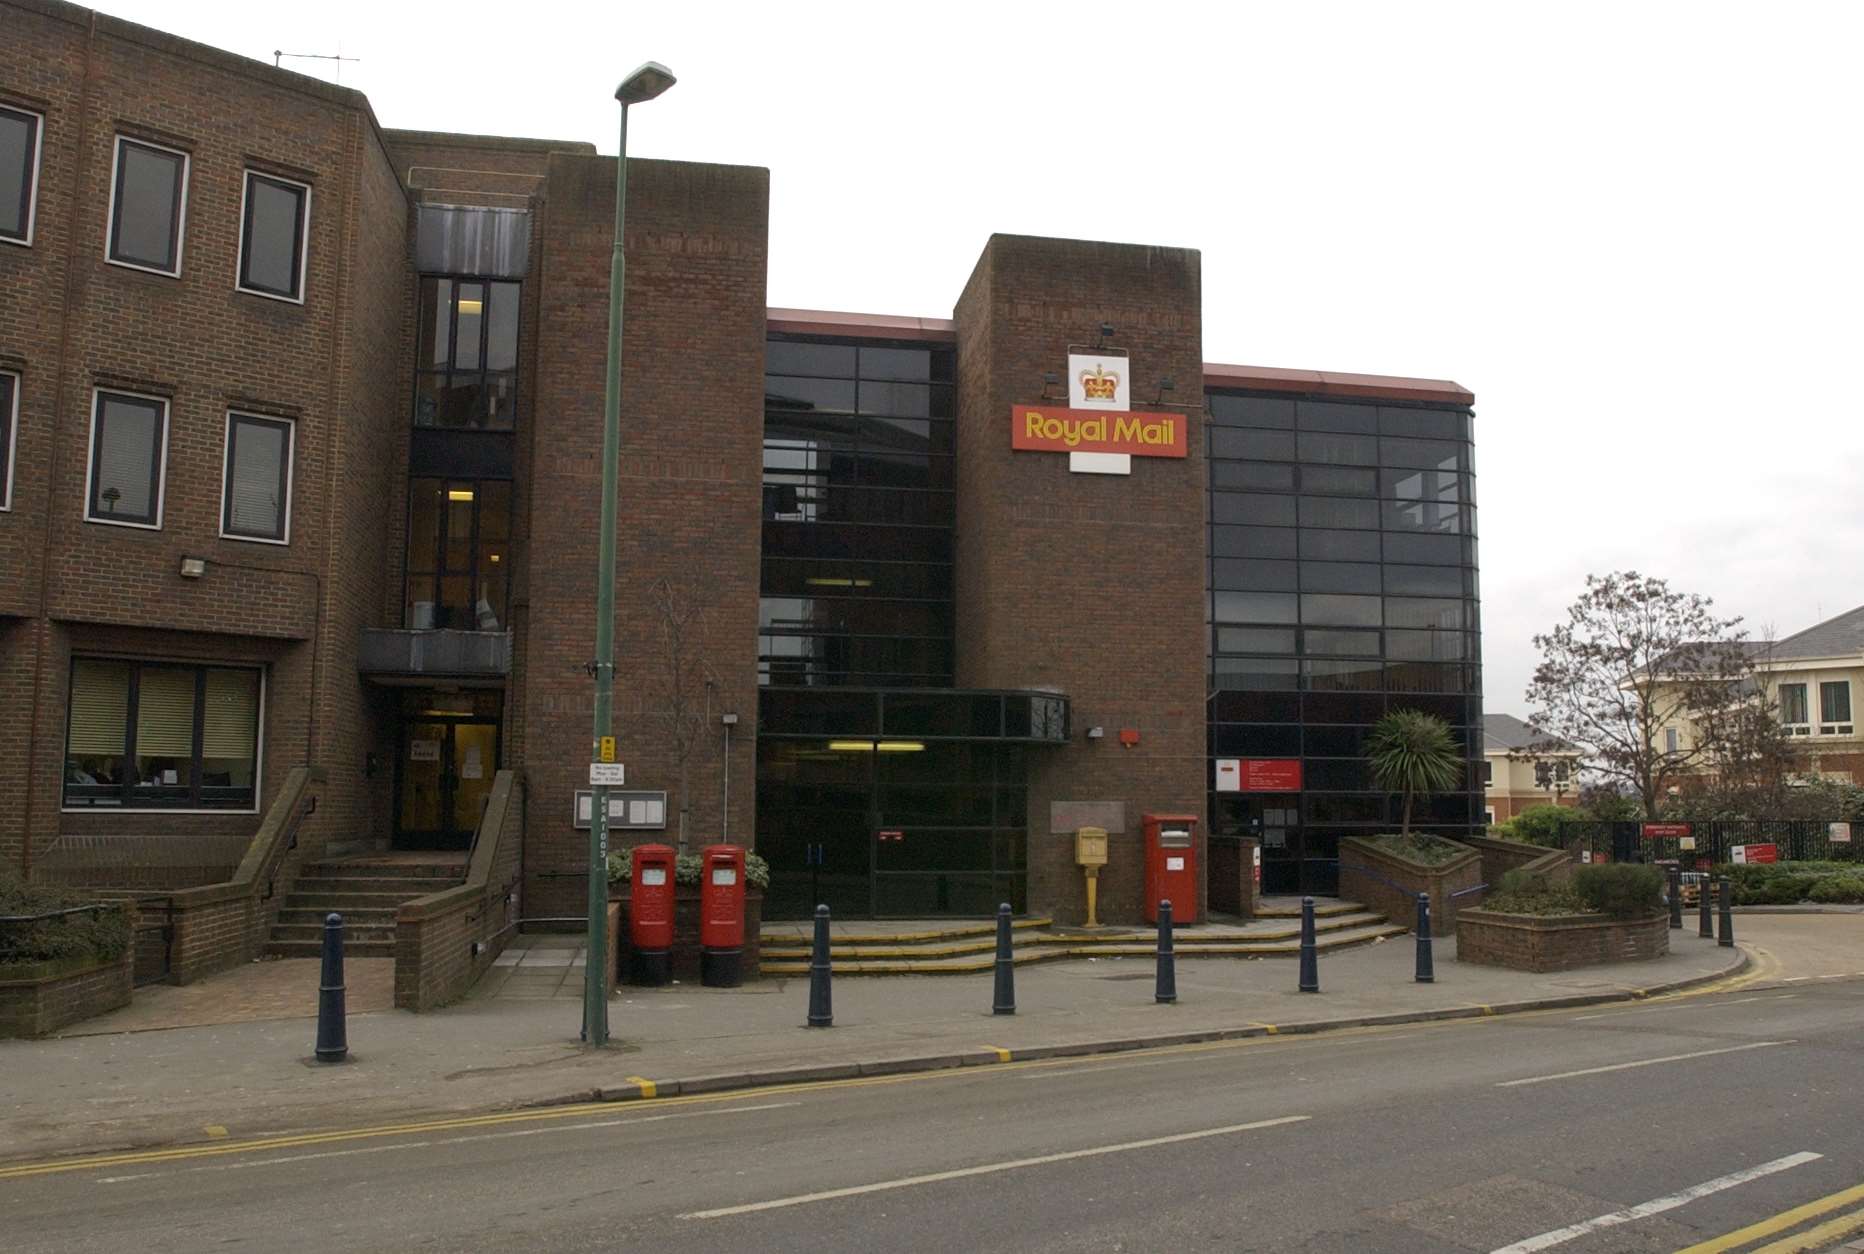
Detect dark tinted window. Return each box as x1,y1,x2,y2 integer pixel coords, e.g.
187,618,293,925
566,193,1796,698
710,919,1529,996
1299,529,1380,562
1378,406,1466,439
1216,627,1296,654
222,413,292,542
1213,591,1298,624
1300,465,1375,495
1299,496,1378,529
238,171,308,300
0,106,40,244
87,391,166,527
1295,401,1378,433
1208,394,1293,427
109,137,187,273
1297,431,1378,465
1212,461,1295,491
1299,563,1380,593
1301,594,1382,627
1213,492,1296,526
1211,428,1295,460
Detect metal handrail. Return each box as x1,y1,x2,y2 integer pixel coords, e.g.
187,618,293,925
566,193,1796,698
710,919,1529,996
0,903,119,924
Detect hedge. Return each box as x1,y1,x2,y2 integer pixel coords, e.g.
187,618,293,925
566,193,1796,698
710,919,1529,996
0,874,132,970
1716,862,1864,905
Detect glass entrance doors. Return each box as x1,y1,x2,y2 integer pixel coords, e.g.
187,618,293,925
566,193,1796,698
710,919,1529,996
397,718,499,850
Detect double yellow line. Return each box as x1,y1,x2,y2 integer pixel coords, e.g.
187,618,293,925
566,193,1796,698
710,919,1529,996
1677,1180,1864,1252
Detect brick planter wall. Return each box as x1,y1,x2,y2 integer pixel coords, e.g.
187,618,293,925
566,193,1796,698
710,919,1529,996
1460,835,1574,896
395,771,525,1011
1208,836,1259,919
0,945,134,1038
613,888,764,983
1456,909,1669,973
1339,837,1482,933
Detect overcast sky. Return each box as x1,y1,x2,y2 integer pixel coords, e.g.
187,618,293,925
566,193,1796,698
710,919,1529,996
94,0,1864,710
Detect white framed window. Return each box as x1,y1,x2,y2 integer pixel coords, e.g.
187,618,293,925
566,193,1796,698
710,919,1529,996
106,135,189,276
1780,682,1811,735
220,412,294,543
1,103,43,247
1819,681,1853,736
1664,727,1680,754
1480,760,1493,787
236,170,310,303
0,370,16,511
1484,807,1496,825
84,388,168,529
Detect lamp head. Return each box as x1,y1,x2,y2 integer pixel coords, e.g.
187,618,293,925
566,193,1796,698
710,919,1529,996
617,61,676,105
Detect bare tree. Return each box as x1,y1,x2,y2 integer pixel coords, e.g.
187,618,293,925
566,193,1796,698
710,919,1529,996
646,576,715,854
1526,571,1751,818
1687,628,1799,815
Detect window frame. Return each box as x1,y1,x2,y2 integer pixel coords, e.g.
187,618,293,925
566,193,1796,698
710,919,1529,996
411,275,521,429
235,169,311,304
83,387,169,530
1,103,43,248
1818,680,1853,735
0,369,16,511
106,135,190,277
219,411,295,544
61,658,265,813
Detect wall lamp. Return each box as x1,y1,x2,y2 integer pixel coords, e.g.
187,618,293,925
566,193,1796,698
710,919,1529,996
1040,371,1062,400
179,557,207,579
1154,375,1176,404
1086,726,1105,741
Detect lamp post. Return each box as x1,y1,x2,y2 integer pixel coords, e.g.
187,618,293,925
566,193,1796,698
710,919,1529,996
585,59,676,1049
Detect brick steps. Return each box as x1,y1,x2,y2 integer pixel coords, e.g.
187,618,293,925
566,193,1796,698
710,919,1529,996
265,858,465,959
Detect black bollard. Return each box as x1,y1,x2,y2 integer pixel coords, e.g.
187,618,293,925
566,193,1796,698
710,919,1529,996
314,912,348,1062
1298,896,1319,993
1414,893,1435,984
1668,866,1683,930
1698,876,1714,938
1155,900,1177,1005
1718,877,1735,948
992,902,1017,1015
806,905,833,1028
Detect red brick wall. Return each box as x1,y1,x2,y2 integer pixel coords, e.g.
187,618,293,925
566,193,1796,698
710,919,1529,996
0,1,413,872
1456,909,1669,972
1339,837,1483,933
952,235,1208,925
520,154,767,920
0,942,133,1037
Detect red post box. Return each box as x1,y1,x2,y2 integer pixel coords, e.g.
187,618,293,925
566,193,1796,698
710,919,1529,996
628,843,676,986
699,843,746,988
1143,813,1199,925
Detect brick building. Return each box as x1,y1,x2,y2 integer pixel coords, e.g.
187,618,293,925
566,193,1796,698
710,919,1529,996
1,0,1481,935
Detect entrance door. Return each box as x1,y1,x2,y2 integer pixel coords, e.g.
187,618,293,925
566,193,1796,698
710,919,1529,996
397,719,499,850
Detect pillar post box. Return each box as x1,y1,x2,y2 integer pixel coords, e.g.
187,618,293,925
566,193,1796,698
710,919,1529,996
1143,813,1199,925
699,843,747,987
628,843,676,986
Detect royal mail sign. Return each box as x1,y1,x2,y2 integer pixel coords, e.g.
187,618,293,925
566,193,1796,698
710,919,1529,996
1011,406,1187,458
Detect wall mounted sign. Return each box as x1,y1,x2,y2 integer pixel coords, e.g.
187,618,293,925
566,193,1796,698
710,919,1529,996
1730,843,1779,865
1069,353,1130,410
1831,822,1852,844
1215,759,1241,792
1241,759,1303,792
573,789,668,830
409,739,441,762
1011,406,1187,458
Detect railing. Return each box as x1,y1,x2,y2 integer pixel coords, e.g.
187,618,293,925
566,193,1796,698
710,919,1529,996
0,901,131,975
395,769,525,1010
1563,819,1860,866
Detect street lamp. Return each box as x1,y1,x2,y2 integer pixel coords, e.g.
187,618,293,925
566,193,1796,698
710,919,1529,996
585,59,676,1049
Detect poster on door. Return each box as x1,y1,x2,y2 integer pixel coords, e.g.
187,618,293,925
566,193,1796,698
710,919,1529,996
461,743,484,780
409,739,441,762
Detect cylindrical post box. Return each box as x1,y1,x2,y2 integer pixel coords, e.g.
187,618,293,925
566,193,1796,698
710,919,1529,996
628,843,676,986
699,843,746,988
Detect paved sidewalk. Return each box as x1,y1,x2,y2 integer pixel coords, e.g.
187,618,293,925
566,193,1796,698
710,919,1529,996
0,917,1799,1166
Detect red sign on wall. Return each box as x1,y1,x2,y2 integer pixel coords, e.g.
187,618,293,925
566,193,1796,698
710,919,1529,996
1731,843,1779,865
1241,759,1302,792
1010,406,1188,458
1641,823,1692,839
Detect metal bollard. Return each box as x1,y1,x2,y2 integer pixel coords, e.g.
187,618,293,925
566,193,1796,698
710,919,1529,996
1414,893,1435,984
992,902,1016,1015
806,905,833,1028
1698,876,1714,939
1668,866,1683,929
315,912,348,1062
1718,877,1735,948
1298,896,1319,993
1155,900,1177,1005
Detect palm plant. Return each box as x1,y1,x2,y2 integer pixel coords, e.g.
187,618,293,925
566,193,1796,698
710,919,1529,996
1367,709,1464,837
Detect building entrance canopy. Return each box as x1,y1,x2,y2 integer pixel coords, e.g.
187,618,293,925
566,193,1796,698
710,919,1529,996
756,688,1069,919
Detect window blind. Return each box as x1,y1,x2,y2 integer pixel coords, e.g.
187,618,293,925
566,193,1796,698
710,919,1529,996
135,666,197,757
227,416,286,537
95,394,160,520
68,661,130,755
202,669,259,760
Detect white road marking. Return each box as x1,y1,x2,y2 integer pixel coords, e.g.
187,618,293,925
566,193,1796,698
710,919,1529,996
1488,1151,1823,1253
679,1114,1311,1219
1018,1034,1420,1080
1495,1040,1791,1087
97,1102,801,1184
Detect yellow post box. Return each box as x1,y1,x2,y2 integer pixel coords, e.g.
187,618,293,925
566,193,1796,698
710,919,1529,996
1075,827,1109,927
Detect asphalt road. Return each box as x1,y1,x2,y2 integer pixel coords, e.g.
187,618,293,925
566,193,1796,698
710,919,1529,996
8,977,1864,1253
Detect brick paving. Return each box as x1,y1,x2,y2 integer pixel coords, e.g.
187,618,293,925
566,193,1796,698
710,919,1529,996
64,958,395,1035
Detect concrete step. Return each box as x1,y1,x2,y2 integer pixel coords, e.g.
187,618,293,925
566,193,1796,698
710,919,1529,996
274,907,398,927
758,912,1392,961
303,860,465,880
269,922,397,944
283,891,415,911
756,917,1053,951
266,939,397,958
290,876,458,896
758,922,1408,975
1255,899,1368,919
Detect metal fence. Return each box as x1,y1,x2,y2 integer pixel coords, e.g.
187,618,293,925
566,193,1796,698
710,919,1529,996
1561,820,1860,868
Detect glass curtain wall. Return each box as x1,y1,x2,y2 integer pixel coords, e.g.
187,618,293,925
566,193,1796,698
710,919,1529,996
1205,392,1483,895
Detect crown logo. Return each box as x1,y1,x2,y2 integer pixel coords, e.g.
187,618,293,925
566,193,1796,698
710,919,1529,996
1079,364,1121,401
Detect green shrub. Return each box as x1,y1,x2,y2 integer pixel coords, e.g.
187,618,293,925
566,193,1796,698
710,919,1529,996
1484,866,1587,915
1364,833,1466,866
605,846,770,891
0,874,131,970
1807,875,1864,904
1717,862,1863,905
1572,864,1664,918
1510,804,1574,848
